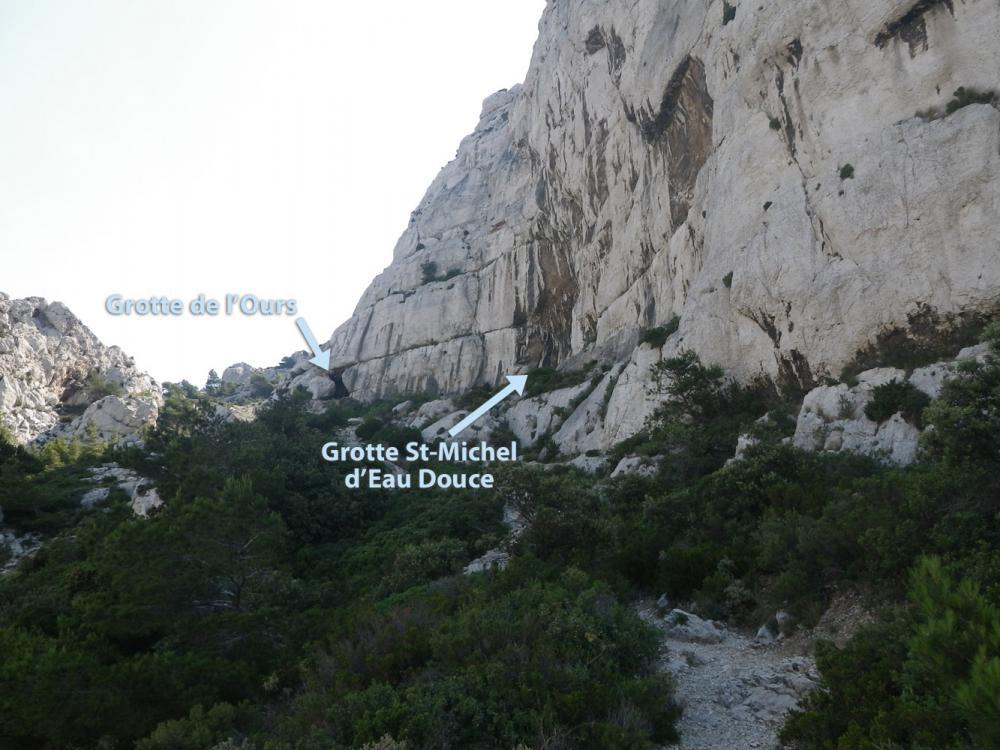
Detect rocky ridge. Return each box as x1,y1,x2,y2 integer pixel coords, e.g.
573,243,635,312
319,0,1000,454
0,294,161,444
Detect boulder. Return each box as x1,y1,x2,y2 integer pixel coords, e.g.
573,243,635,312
661,609,726,644
611,455,660,478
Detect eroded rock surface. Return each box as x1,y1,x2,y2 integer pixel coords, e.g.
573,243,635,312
322,0,1000,438
0,294,160,443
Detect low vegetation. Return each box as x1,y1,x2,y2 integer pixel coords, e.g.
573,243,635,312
85,369,125,399
522,362,599,399
639,316,680,348
419,261,462,284
0,324,997,749
946,86,997,115
864,379,931,426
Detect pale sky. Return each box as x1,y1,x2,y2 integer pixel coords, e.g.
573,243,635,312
0,0,545,385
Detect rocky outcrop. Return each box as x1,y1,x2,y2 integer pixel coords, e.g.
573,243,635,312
323,0,1000,441
0,294,160,443
85,464,163,518
791,342,992,464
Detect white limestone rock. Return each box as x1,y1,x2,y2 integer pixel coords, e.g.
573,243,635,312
788,346,993,465
316,0,1000,447
0,295,160,444
421,411,497,444
909,362,955,399
131,487,163,518
552,365,624,455
661,609,726,645
409,399,457,430
566,454,609,474
80,487,111,509
0,531,43,575
85,464,163,518
611,455,660,478
220,363,257,386
392,400,415,417
68,396,157,445
505,379,594,447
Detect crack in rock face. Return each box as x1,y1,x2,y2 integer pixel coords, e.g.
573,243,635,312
319,0,1000,431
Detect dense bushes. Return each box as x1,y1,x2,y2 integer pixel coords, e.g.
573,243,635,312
783,558,1000,750
1,327,998,749
0,390,674,749
864,379,930,426
269,565,679,749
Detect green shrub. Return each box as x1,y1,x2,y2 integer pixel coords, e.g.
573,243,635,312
639,317,680,348
420,261,461,284
355,418,384,440
248,372,273,398
420,261,438,283
922,326,1000,467
523,364,596,398
722,271,734,289
85,369,125,399
839,163,854,180
455,383,493,410
864,380,931,426
372,424,423,452
379,537,468,595
723,2,736,25
783,557,1000,750
946,87,996,115
136,703,243,750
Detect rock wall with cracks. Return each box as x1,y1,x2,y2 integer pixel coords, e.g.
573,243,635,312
326,0,1000,417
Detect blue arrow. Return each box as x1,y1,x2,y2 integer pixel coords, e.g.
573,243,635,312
295,318,331,370
449,375,528,437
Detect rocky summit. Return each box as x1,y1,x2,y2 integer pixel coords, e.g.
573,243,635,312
325,0,1000,429
0,294,160,444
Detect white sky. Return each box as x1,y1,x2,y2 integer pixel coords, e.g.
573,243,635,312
0,0,544,385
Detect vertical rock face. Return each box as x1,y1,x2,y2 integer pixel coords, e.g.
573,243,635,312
329,0,1000,410
0,294,160,443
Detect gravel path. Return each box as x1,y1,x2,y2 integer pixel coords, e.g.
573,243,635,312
640,605,819,750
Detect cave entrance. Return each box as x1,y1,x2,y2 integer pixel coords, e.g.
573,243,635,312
330,368,350,399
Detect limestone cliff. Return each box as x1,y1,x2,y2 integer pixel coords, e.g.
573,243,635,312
326,0,1000,424
0,294,160,443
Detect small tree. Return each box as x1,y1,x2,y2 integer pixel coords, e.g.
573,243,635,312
205,369,222,395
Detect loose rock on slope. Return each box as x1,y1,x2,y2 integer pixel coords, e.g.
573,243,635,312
640,604,819,750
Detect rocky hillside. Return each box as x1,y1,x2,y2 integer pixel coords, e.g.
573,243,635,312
326,0,1000,428
0,294,160,444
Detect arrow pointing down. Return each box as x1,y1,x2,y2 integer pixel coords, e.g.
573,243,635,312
448,375,528,438
295,318,331,370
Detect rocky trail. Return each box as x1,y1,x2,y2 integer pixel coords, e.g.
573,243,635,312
640,604,819,750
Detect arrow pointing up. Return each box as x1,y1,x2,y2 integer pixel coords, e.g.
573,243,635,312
295,318,331,370
448,374,528,438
